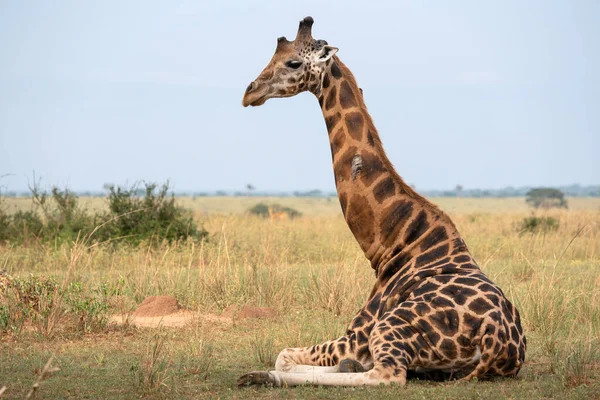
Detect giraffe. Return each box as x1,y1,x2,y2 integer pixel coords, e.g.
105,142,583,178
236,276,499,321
238,16,526,387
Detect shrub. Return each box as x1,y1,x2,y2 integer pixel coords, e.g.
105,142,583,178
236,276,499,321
96,182,208,246
63,282,110,333
0,274,112,336
0,210,45,245
33,187,97,243
0,213,9,242
0,186,96,245
248,203,302,219
7,275,61,336
526,188,568,209
0,181,208,247
517,216,560,234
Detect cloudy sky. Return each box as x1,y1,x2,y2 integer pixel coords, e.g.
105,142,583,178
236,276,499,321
1,1,598,193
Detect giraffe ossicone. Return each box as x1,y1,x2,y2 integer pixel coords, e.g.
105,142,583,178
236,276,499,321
239,16,526,387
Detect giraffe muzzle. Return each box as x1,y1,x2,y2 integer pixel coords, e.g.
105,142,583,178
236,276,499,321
242,81,268,107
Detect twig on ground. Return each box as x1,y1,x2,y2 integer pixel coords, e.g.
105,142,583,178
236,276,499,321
24,355,60,400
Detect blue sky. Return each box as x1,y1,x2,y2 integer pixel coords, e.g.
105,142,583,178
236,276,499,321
0,1,598,192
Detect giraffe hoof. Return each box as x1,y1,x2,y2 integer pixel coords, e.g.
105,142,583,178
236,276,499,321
237,371,274,387
339,359,365,373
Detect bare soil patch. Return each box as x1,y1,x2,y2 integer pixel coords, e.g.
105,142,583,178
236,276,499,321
107,297,280,328
223,305,278,320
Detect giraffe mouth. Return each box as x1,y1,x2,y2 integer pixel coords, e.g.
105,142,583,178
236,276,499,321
242,93,268,107
249,95,268,106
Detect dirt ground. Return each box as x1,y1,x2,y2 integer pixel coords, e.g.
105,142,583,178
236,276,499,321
109,296,277,328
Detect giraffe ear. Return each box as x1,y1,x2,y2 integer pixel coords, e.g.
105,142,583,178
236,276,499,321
316,45,338,62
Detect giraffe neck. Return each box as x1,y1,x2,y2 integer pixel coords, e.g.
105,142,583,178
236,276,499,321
316,57,465,280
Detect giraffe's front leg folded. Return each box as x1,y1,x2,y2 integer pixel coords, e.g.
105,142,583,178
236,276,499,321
274,333,371,374
339,358,366,372
238,368,406,387
275,347,340,374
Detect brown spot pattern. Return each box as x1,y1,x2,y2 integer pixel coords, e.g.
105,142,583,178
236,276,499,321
345,112,364,140
373,177,396,203
339,81,357,109
345,195,375,251
334,146,358,183
330,128,345,157
359,150,387,187
323,73,330,88
325,112,341,131
325,86,337,110
380,200,414,246
331,62,342,79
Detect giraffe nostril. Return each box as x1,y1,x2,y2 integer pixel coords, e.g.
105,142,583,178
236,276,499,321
246,82,256,93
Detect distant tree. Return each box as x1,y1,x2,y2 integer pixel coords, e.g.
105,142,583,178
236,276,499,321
455,184,463,197
246,184,255,196
526,188,568,209
293,189,323,197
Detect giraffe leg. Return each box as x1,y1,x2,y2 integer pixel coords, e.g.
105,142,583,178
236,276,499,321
274,333,371,374
238,367,405,387
239,318,413,387
339,358,365,372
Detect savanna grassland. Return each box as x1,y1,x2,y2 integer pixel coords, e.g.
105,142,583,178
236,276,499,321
1,196,599,399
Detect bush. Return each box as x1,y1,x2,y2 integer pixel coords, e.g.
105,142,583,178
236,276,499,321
248,203,301,219
0,211,45,244
0,274,113,335
64,282,110,333
526,188,568,209
0,181,208,247
517,216,560,234
95,182,208,246
0,186,97,245
1,275,60,336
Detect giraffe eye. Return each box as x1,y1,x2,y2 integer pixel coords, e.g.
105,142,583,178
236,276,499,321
285,60,303,69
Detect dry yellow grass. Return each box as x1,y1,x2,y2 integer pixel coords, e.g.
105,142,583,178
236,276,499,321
4,195,600,217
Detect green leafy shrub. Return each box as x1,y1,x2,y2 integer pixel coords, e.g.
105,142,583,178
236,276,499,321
64,282,110,333
0,186,96,245
9,211,45,242
0,305,9,331
0,274,113,336
0,181,208,247
517,216,560,234
96,182,208,246
248,203,302,219
0,212,10,243
526,188,568,209
12,275,59,314
6,275,61,336
33,187,98,243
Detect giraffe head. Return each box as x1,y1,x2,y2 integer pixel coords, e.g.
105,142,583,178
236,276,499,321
242,16,338,107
